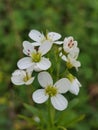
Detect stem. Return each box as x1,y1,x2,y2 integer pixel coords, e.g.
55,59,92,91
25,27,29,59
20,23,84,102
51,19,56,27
60,68,69,78
54,45,61,80
48,99,55,129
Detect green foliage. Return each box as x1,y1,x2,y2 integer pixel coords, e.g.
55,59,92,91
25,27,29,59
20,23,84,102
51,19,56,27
0,0,98,130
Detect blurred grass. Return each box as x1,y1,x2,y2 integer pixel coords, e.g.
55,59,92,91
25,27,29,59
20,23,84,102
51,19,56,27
0,0,98,130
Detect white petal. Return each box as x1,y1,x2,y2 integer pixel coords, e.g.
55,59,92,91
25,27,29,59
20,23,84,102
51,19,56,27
39,41,52,55
31,42,41,46
17,57,33,69
11,76,24,85
23,41,35,55
61,55,67,61
12,69,25,77
54,41,63,45
51,94,68,111
26,67,33,73
29,29,45,42
54,78,71,93
75,78,82,87
25,77,35,85
38,71,53,88
69,79,81,95
33,64,42,72
37,57,51,70
47,32,61,41
69,84,79,95
32,89,49,103
73,60,81,68
59,52,67,61
64,36,73,43
68,47,79,59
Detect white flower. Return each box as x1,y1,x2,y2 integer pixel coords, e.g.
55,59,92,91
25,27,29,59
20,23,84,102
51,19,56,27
17,42,51,71
32,71,72,111
63,36,78,53
66,55,81,71
28,29,63,46
67,73,81,95
11,69,34,85
60,47,81,71
60,47,79,61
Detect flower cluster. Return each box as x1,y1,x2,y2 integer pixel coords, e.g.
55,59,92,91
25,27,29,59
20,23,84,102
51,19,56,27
11,29,81,111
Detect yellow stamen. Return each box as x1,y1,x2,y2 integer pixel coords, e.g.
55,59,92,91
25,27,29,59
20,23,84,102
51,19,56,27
23,72,31,82
32,52,41,62
45,85,57,96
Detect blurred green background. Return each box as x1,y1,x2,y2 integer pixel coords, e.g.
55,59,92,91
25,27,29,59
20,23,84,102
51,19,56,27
0,0,98,130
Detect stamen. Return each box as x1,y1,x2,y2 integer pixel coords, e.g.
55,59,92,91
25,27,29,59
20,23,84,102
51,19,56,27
23,72,31,82
66,61,73,69
32,52,41,62
45,85,57,96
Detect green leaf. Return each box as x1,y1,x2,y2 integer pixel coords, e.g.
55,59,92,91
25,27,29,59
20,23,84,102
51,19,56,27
65,114,85,127
23,103,39,115
18,114,33,124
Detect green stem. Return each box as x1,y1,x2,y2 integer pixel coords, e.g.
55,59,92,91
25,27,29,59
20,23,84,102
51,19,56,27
54,45,61,80
59,68,69,78
48,99,55,129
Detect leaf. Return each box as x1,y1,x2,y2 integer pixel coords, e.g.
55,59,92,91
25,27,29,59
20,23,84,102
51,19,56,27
65,114,85,127
18,114,33,124
23,103,39,115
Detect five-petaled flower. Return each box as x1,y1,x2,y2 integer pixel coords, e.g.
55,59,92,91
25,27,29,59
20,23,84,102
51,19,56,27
32,71,71,111
11,69,35,85
17,41,51,71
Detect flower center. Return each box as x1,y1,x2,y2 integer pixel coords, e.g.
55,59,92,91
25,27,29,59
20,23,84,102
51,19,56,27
23,73,31,82
45,85,57,96
46,35,53,42
31,52,41,62
66,61,73,69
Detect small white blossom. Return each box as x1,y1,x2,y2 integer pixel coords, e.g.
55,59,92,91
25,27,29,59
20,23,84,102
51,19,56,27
17,42,51,71
60,47,79,61
11,69,34,85
63,36,78,53
32,71,72,111
66,55,81,71
67,73,81,95
60,47,81,71
28,29,63,47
